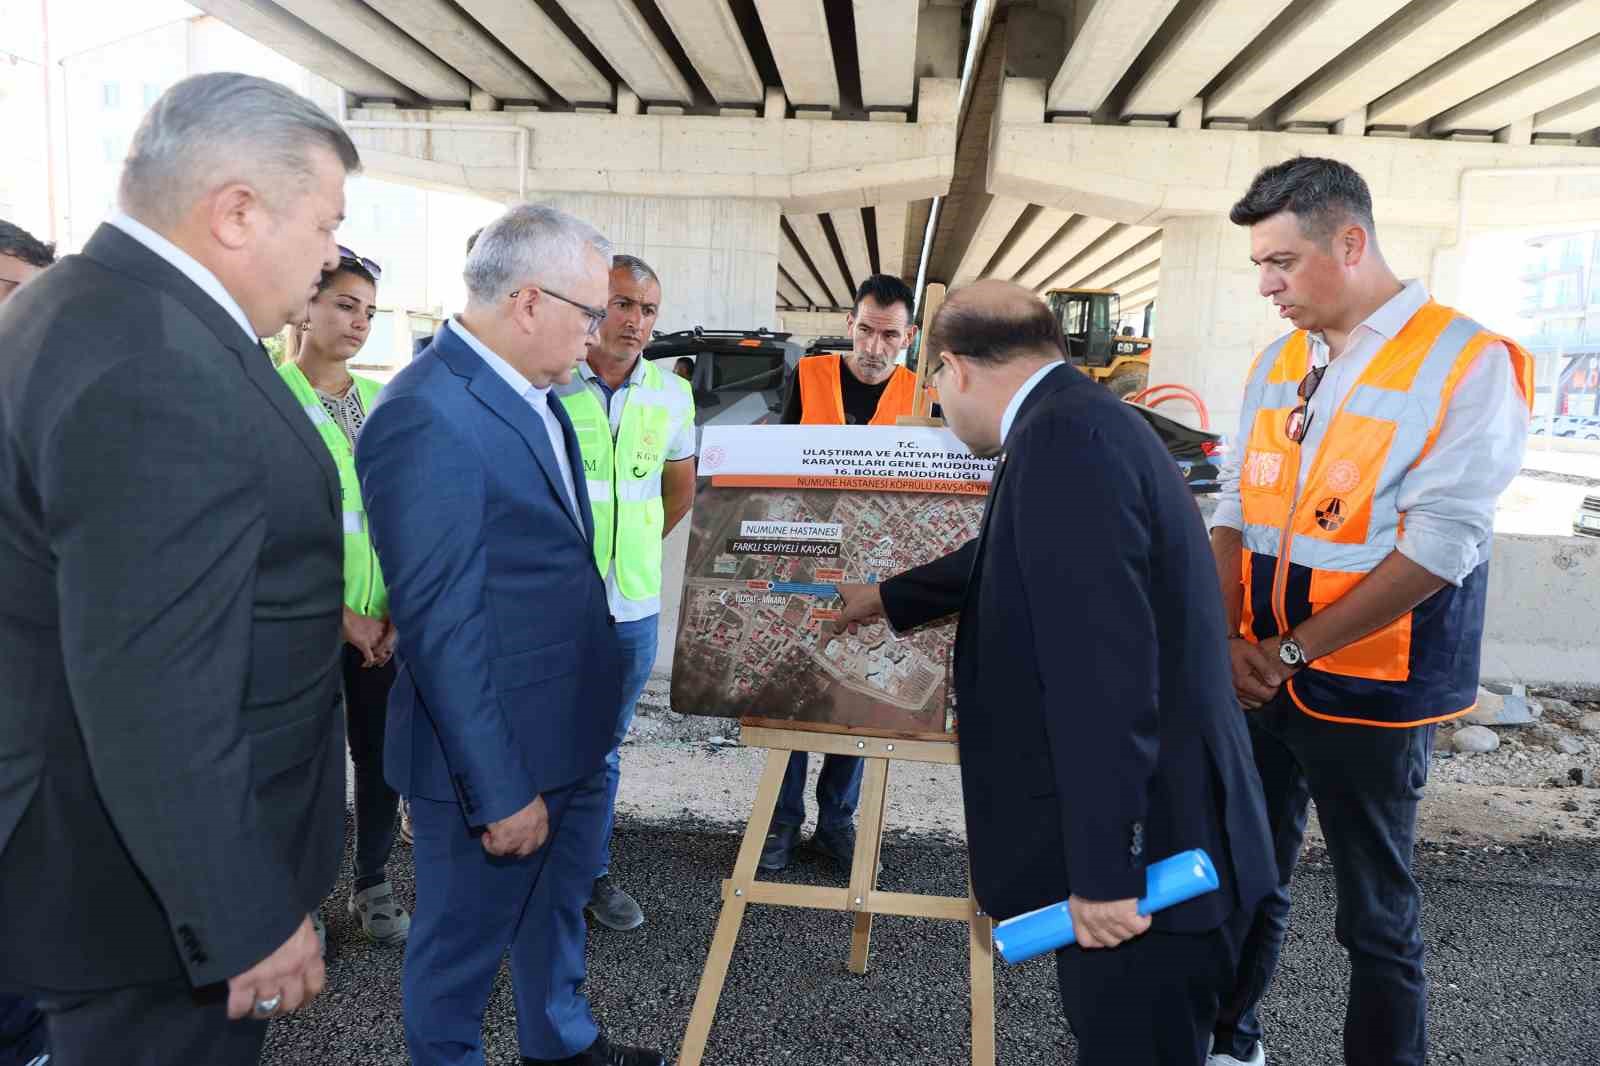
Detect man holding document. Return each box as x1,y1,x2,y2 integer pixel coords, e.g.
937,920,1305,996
834,281,1275,1065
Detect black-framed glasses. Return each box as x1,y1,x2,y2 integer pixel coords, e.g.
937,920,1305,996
1284,364,1327,443
508,285,608,336
336,244,382,281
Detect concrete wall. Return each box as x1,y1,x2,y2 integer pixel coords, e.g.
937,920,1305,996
1481,534,1600,691
538,193,781,333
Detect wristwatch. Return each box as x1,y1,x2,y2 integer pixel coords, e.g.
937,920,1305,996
1278,634,1307,670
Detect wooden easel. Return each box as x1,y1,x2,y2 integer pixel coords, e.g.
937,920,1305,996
678,723,995,1066
898,282,947,428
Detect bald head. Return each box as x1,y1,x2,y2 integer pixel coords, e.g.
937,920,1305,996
929,279,1066,367
927,280,1065,457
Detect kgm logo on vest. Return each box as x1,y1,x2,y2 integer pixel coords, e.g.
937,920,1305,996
1315,497,1347,532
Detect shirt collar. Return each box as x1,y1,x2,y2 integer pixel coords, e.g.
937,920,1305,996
106,211,258,345
448,317,550,407
578,354,647,390
1309,279,1428,365
1000,360,1065,444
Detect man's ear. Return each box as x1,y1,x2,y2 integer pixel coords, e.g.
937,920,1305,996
1339,222,1369,268
942,350,968,391
208,183,263,252
844,310,857,334
904,323,920,348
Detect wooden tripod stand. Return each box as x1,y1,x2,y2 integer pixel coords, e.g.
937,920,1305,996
677,724,995,1066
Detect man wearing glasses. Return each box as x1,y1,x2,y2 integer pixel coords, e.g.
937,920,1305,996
357,204,665,1066
1206,157,1532,1066
556,254,695,934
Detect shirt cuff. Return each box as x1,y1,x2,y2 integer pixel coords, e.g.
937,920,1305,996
1395,518,1481,587
1209,496,1244,532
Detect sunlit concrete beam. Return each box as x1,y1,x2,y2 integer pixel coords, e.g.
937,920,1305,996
780,227,839,307
1430,34,1600,135
1535,86,1600,136
457,0,609,104
986,205,1075,282
263,0,472,102
831,208,873,294
554,0,693,106
1122,0,1294,118
854,0,917,109
786,214,852,313
1073,234,1163,292
1035,223,1158,292
950,195,1029,286
654,0,765,105
366,0,547,101
753,0,840,110
1013,215,1116,291
1048,0,1179,115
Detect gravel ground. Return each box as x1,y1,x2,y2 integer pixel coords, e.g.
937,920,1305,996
273,731,1600,1066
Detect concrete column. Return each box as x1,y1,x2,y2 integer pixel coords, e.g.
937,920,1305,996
1176,98,1203,130
470,89,499,112
1496,118,1533,146
1154,215,1450,442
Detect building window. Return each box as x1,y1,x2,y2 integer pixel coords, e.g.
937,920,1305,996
101,82,120,109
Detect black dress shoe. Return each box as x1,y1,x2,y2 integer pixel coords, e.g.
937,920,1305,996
523,1034,667,1066
758,822,801,872
809,822,856,865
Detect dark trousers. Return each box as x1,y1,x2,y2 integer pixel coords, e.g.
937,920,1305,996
32,979,265,1066
1213,697,1435,1066
1056,917,1244,1066
0,993,46,1066
775,752,864,830
343,644,399,891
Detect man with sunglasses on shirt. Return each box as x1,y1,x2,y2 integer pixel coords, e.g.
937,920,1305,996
1205,157,1532,1066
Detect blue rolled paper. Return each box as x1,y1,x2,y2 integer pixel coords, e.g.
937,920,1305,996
991,849,1219,965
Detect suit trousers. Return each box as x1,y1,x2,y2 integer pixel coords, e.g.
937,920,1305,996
32,978,265,1066
404,769,607,1066
1212,697,1435,1066
1055,916,1245,1066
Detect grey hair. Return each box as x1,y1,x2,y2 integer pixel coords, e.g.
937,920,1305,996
612,253,660,290
463,202,612,305
119,73,359,228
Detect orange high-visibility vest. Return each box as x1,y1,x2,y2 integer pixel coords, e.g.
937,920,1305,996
796,354,917,425
1236,300,1533,728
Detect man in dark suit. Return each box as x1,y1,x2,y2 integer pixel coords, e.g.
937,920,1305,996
357,203,665,1066
0,74,360,1064
835,280,1276,1065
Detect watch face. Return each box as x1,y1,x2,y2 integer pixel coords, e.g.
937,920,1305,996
1279,640,1303,666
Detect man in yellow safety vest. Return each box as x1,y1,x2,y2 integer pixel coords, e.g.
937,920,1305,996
557,254,696,932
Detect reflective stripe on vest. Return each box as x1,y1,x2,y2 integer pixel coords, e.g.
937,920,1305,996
1235,301,1533,727
558,359,693,605
276,363,388,618
796,354,917,425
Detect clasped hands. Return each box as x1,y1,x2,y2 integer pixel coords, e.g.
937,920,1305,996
1230,634,1300,709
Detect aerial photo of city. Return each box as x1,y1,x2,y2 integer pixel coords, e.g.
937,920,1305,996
669,485,984,739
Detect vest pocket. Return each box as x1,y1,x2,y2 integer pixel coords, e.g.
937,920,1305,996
1306,568,1412,682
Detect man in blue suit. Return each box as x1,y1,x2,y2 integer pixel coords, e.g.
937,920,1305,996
357,203,665,1066
836,281,1275,1065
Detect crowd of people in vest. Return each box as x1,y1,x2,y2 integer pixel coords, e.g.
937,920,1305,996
0,70,1534,1066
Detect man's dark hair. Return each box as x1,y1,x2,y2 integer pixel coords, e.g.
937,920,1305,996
929,293,1066,365
853,273,915,320
1228,156,1376,245
0,221,56,268
466,227,484,256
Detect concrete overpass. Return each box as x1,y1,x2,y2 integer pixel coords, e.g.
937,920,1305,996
190,0,1600,426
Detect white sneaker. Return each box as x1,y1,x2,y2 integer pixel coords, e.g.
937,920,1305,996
1207,1036,1265,1065
348,880,411,945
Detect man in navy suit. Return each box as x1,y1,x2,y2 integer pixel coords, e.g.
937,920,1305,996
357,203,664,1066
835,280,1276,1065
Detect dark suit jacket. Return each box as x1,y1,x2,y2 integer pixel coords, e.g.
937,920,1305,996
881,363,1275,929
357,324,621,826
0,224,346,991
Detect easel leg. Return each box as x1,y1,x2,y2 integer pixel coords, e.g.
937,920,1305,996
846,757,890,975
678,749,789,1066
967,878,996,1066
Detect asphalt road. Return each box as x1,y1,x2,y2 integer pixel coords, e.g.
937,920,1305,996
265,816,1600,1066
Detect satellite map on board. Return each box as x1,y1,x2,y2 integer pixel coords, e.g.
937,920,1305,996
669,426,993,740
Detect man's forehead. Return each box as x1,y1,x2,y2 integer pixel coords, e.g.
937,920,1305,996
853,297,910,327
609,269,660,301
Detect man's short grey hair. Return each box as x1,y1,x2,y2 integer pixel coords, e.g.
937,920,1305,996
612,254,660,290
119,72,359,229
464,203,612,305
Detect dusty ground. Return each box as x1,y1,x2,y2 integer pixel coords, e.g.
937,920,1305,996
620,681,1600,849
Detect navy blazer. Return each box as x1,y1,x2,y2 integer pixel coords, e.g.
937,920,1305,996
882,363,1276,930
356,324,622,826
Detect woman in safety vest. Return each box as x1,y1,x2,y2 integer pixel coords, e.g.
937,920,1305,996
278,248,411,946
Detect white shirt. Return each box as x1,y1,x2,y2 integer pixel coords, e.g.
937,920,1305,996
572,357,697,623
106,212,258,344
1212,280,1528,585
1000,360,1067,445
447,318,581,523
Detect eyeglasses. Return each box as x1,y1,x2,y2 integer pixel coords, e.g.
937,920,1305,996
1283,364,1327,444
336,245,382,281
508,285,608,336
